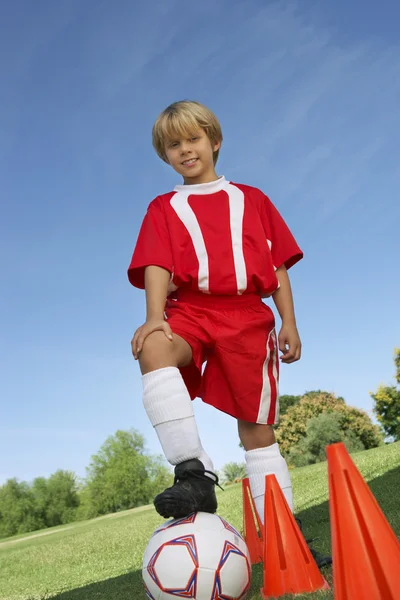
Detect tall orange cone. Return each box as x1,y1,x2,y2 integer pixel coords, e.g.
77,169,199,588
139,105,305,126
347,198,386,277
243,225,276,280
261,474,329,599
242,477,263,564
327,442,400,600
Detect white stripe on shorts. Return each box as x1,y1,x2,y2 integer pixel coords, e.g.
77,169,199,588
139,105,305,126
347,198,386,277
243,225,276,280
256,329,279,424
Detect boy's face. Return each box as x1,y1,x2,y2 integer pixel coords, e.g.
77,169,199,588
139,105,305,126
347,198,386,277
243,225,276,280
164,128,221,184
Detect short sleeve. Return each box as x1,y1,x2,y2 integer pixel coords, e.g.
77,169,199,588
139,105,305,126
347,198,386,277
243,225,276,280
127,199,173,289
261,195,303,270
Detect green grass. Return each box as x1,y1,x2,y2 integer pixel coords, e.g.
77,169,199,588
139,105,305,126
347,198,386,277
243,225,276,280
1,442,399,600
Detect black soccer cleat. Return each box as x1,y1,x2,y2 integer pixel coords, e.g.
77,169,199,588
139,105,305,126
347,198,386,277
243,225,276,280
308,545,332,569
154,458,222,519
295,518,332,569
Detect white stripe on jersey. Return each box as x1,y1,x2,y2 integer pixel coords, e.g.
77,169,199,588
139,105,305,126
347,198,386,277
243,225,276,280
170,190,210,292
226,183,248,295
171,184,248,295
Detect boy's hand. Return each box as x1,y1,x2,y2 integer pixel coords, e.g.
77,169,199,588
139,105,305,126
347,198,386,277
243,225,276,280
278,323,301,364
131,318,173,360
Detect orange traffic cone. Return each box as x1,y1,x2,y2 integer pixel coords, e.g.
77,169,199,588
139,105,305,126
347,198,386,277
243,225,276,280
261,474,329,599
327,442,400,600
242,477,263,565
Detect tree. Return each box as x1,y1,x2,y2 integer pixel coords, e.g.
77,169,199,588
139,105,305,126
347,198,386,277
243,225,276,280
288,412,365,467
146,455,175,495
85,429,173,516
278,395,301,418
45,470,80,526
222,462,247,484
31,477,48,524
276,391,383,456
370,348,400,441
31,471,80,528
75,483,98,521
0,479,44,538
0,430,172,537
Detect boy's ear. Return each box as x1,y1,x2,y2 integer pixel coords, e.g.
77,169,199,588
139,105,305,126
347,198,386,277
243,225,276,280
213,139,221,152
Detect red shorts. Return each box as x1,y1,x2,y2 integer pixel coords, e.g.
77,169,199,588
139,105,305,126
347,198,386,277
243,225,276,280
165,290,280,424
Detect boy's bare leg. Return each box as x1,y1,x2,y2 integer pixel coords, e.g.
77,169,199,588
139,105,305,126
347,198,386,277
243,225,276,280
139,330,193,374
238,420,293,519
237,421,276,450
139,331,218,518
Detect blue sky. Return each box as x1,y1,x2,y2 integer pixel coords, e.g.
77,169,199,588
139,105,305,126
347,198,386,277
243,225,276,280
1,0,399,484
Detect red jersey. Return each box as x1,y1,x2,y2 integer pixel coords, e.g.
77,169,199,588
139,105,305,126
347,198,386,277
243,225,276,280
128,176,303,296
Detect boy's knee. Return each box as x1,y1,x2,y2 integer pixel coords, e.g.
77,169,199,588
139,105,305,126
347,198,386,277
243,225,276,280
139,331,177,374
238,421,276,451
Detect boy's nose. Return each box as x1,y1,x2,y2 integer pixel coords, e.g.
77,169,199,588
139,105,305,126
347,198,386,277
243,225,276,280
180,143,191,154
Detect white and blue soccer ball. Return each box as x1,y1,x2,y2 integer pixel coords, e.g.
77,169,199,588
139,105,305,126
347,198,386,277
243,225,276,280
142,511,251,599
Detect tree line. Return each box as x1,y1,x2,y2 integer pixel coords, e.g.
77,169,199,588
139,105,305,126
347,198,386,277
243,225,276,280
1,350,398,537
0,430,172,540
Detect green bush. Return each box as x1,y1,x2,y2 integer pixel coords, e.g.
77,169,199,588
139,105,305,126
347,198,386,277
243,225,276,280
276,391,383,456
288,412,365,467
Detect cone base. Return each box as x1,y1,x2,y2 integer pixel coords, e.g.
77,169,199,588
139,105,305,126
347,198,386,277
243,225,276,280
260,578,330,599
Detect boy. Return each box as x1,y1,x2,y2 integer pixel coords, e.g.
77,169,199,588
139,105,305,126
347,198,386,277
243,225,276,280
128,100,330,566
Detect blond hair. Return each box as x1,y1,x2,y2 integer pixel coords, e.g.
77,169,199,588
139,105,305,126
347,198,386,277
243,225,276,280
152,100,223,165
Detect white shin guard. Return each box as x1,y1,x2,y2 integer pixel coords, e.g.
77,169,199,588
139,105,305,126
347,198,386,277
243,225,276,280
142,367,214,473
245,444,293,524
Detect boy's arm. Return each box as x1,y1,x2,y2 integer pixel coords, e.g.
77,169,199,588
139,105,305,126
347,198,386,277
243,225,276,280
131,265,172,359
145,265,170,320
272,265,301,363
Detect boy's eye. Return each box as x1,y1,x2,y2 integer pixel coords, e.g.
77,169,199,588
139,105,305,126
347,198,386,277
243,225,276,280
170,142,179,148
191,137,199,141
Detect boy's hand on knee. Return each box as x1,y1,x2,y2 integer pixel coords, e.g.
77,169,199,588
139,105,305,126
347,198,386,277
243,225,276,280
131,319,173,360
278,324,301,364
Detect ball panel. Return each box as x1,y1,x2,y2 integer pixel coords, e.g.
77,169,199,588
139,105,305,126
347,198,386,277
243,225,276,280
218,516,244,540
155,544,196,589
219,550,251,598
194,531,226,570
142,570,161,600
143,524,198,566
162,513,197,529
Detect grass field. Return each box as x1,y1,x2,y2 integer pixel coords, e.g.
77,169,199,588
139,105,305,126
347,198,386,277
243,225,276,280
1,442,399,600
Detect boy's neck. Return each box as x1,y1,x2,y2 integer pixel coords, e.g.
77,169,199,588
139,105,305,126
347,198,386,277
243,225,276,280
182,167,219,186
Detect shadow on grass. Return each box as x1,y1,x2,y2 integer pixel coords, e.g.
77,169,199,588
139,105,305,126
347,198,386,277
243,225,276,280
50,467,400,600
49,571,146,600
294,465,400,557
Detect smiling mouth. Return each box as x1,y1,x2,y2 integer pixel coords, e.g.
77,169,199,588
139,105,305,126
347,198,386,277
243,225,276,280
182,158,198,166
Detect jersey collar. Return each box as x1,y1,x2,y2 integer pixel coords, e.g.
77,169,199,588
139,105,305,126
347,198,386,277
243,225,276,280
174,176,228,195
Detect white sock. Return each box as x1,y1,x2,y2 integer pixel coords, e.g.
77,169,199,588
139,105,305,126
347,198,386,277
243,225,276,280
245,444,293,524
142,367,214,473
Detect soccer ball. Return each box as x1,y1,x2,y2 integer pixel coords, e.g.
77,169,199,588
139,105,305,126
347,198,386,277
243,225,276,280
142,511,251,599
